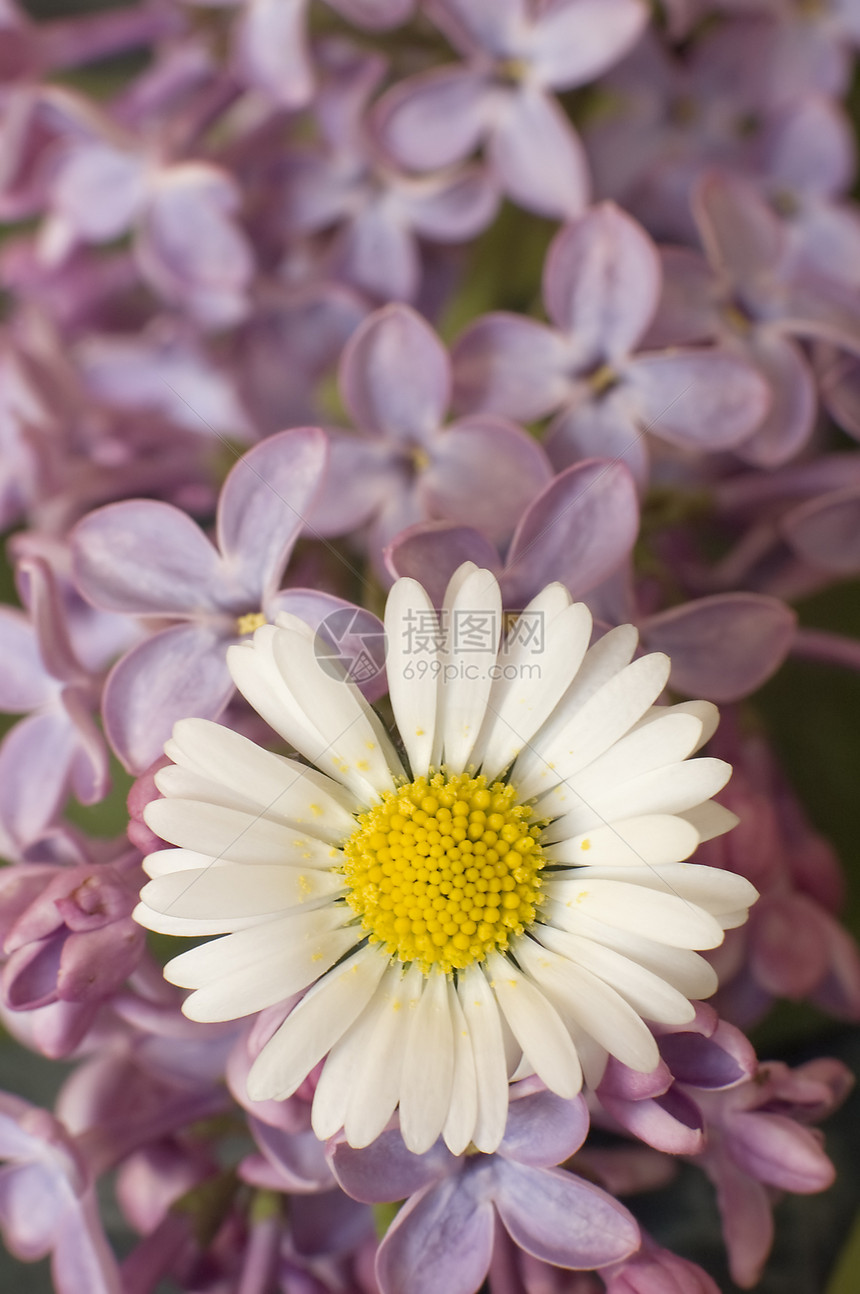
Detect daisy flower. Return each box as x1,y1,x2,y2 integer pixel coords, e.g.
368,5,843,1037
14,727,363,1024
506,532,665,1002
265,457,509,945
134,564,756,1156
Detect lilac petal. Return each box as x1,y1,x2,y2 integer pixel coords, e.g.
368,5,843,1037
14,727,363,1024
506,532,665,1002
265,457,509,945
422,416,552,545
710,1155,773,1290
235,0,313,109
101,623,234,774
781,486,860,572
544,394,651,491
138,164,253,329
503,460,639,606
0,609,51,711
51,1192,122,1294
216,427,328,604
62,687,110,806
492,1160,639,1268
304,432,403,536
372,66,490,172
401,165,500,243
329,1129,455,1204
762,96,854,198
376,1173,495,1294
735,331,817,467
641,594,795,702
3,936,63,1010
659,1029,755,1090
693,171,786,284
726,1112,835,1193
0,1162,63,1259
48,142,147,244
499,1092,589,1168
250,1118,331,1192
340,304,450,442
626,350,771,450
779,276,860,354
749,894,831,998
646,248,718,349
430,0,527,56
489,87,589,221
0,712,78,844
72,500,224,616
386,524,501,605
451,314,575,421
543,203,661,361
335,203,420,303
529,0,648,90
21,557,83,685
598,1089,704,1155
57,922,144,1004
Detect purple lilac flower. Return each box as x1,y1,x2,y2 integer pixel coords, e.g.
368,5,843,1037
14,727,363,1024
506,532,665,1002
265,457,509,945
306,303,553,578
282,39,499,303
71,426,385,771
330,1084,641,1294
452,203,771,488
386,458,639,608
0,1091,122,1294
372,0,647,220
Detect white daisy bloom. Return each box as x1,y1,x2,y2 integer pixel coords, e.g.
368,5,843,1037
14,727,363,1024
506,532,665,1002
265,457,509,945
134,565,756,1156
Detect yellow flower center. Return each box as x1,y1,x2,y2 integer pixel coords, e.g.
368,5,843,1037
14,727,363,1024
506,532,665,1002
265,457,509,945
236,611,267,636
342,771,544,974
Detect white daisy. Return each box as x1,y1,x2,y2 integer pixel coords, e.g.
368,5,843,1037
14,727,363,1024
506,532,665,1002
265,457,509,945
134,564,756,1156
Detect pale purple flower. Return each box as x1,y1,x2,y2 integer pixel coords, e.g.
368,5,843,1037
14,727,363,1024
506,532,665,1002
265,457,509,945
386,458,639,608
306,303,553,578
330,1085,641,1294
452,204,771,488
602,1235,721,1294
648,169,860,465
71,426,385,772
282,39,499,303
372,0,647,220
0,1091,122,1294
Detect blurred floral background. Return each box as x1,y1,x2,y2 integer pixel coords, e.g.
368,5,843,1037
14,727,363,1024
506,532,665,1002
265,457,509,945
2,0,860,1290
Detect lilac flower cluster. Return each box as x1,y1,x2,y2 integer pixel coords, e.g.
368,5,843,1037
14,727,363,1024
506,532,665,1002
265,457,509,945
0,0,858,1290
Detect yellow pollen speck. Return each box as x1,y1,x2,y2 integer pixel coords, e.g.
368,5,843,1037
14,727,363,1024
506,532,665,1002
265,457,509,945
356,760,370,771
341,771,545,975
310,804,323,817
415,728,425,736
366,742,376,751
236,611,266,636
580,838,591,851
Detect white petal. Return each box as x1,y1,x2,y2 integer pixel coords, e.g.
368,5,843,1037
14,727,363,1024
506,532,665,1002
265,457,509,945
534,711,703,823
457,963,509,1153
145,798,344,868
485,950,582,1099
511,623,638,787
543,878,725,949
678,800,740,842
165,718,360,841
181,923,359,1023
272,622,404,795
385,578,439,778
343,964,423,1148
545,758,732,838
442,981,478,1156
399,966,455,1154
247,945,388,1102
561,863,757,917
543,814,700,866
634,699,719,750
533,924,695,1026
514,936,661,1073
515,652,671,799
143,847,219,879
133,901,261,936
541,906,719,1000
436,567,502,773
471,593,593,781
140,862,343,924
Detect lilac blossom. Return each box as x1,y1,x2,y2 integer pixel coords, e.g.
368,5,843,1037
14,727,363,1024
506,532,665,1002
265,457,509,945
452,204,771,487
70,426,384,772
0,1092,121,1294
386,458,639,608
282,39,499,303
330,1085,641,1293
307,303,553,578
648,169,860,465
372,0,647,220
